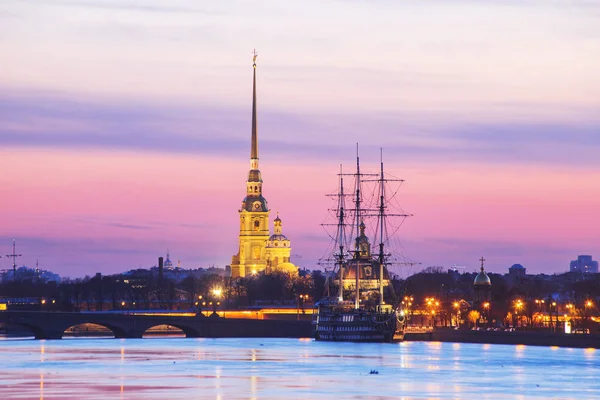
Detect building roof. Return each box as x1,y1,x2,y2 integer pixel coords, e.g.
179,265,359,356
242,195,269,212
474,266,491,286
268,234,289,242
273,262,298,275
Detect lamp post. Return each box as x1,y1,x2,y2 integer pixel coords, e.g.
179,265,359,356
297,294,309,321
483,302,490,328
453,301,460,328
514,300,523,328
196,295,203,315
585,300,594,326
212,288,222,317
551,301,557,332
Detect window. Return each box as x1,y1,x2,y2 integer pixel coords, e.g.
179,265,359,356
254,220,260,231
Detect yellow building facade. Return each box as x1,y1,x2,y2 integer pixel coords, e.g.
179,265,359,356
230,53,298,278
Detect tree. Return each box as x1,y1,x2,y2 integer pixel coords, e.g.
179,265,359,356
467,310,481,327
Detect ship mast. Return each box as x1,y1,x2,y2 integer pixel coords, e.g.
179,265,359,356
336,165,346,301
378,149,385,307
354,144,361,310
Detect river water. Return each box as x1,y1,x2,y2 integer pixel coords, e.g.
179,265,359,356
0,337,598,399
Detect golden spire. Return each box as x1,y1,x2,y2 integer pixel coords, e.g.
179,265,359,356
251,49,258,163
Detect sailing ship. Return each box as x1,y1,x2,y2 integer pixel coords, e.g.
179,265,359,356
312,148,409,342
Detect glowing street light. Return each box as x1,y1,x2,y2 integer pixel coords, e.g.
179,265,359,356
211,288,223,317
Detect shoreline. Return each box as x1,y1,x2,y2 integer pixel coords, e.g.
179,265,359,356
3,319,600,349
405,328,600,349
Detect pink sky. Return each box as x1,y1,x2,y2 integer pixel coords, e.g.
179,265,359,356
1,0,599,276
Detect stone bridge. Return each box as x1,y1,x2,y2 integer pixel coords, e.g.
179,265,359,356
0,311,312,340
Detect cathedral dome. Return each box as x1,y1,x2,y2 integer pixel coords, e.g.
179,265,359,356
474,267,491,286
273,262,298,275
268,233,288,241
242,195,268,212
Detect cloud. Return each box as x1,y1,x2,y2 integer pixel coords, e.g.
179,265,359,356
1,87,599,169
106,223,152,230
401,236,581,276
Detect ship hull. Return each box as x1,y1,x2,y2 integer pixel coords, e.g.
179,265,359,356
312,307,405,343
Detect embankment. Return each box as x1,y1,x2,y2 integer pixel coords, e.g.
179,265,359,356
405,329,600,349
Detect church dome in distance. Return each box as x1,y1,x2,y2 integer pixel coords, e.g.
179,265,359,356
274,262,298,275
268,233,288,241
511,264,524,269
474,267,491,286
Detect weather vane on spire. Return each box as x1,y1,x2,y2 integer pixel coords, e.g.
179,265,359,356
252,48,258,66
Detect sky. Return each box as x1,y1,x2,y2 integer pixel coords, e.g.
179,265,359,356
1,0,599,277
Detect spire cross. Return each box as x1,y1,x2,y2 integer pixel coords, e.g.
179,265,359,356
479,257,486,269
252,49,258,66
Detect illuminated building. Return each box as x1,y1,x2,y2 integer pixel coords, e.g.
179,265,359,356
473,258,492,304
230,52,298,278
337,222,390,291
569,255,598,274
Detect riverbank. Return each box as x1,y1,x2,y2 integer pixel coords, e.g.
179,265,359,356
405,328,600,349
4,319,600,348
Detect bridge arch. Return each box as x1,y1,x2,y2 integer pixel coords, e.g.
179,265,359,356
142,323,203,338
63,323,116,338
61,322,128,339
3,321,43,339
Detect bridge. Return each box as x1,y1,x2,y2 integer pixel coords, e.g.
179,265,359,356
0,311,312,340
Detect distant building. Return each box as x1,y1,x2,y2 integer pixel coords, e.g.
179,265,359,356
337,222,391,291
508,263,526,277
570,255,599,274
0,265,60,283
473,265,492,304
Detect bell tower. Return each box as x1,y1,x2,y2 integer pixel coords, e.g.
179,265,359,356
231,50,271,278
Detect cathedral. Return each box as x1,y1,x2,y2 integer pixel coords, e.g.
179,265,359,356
230,52,299,278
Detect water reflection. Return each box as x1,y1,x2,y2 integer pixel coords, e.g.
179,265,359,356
0,339,597,399
250,375,257,400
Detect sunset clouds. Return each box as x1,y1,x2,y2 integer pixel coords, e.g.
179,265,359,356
1,0,599,276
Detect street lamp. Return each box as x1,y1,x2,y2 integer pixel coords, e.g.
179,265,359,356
514,300,523,328
453,302,461,328
212,288,222,316
297,294,309,320
551,301,557,332
483,302,490,327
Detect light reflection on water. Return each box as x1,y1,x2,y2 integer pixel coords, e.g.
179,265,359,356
0,338,598,399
